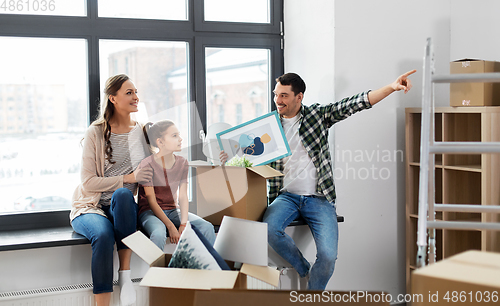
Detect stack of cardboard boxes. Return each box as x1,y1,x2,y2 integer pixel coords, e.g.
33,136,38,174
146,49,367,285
125,163,390,305
450,59,500,107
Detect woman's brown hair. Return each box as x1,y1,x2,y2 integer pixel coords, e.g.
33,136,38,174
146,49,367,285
92,74,130,164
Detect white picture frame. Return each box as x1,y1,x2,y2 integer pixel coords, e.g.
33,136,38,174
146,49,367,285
216,111,291,166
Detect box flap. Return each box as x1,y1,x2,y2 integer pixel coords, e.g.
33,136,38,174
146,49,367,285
188,160,212,166
122,231,164,266
214,216,268,266
414,250,500,288
141,267,240,290
247,165,283,179
240,263,280,287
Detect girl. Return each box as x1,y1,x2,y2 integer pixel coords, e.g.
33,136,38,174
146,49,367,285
71,74,152,306
138,120,216,249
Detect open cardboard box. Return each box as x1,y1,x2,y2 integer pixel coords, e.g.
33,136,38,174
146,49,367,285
411,250,500,305
190,163,283,225
123,216,280,306
124,214,391,306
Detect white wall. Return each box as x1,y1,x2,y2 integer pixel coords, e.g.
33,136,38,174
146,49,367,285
450,0,500,62
283,0,452,296
0,245,150,292
333,0,451,296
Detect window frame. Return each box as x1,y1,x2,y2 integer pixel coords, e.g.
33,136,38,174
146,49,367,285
0,0,283,233
193,0,282,33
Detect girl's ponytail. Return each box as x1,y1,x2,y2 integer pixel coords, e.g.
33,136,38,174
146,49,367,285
143,120,175,151
143,122,154,145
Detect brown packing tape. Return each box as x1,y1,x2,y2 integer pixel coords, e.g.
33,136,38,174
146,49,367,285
222,166,237,206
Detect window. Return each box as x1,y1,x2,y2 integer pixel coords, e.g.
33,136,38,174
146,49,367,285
218,104,224,122
205,47,272,128
204,0,270,23
236,104,242,124
99,39,190,160
255,103,263,117
0,37,87,214
98,0,188,20
0,0,283,231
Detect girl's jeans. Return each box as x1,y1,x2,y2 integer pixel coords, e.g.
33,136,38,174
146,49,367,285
139,208,216,249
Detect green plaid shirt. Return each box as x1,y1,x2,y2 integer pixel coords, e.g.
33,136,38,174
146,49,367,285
268,91,372,204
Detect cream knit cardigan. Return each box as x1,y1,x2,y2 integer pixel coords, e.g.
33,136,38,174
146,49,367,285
70,123,149,222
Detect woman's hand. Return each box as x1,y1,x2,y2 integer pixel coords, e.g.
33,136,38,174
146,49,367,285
219,150,229,165
124,165,153,184
167,225,180,244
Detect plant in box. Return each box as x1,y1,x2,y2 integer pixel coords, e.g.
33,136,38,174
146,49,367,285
225,155,253,168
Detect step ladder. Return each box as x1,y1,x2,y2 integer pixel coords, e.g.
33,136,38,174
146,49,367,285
416,37,500,268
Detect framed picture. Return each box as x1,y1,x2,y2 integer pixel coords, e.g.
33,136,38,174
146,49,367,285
216,111,291,166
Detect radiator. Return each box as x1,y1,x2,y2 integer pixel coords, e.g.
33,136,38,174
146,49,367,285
247,276,277,290
0,279,148,306
0,276,275,306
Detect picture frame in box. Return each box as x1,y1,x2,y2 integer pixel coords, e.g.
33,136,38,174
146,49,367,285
216,111,291,166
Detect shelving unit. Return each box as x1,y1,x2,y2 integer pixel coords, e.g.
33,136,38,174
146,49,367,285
405,106,500,293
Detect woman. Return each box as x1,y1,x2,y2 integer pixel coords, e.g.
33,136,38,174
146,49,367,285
70,74,152,306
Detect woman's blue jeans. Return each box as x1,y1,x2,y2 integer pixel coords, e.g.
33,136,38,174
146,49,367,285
139,209,216,249
71,188,138,294
263,192,338,290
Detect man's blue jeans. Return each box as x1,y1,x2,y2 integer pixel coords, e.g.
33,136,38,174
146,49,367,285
263,192,338,290
139,209,216,249
71,188,138,294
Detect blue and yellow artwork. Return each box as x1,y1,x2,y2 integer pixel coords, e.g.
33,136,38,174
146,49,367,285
236,133,272,156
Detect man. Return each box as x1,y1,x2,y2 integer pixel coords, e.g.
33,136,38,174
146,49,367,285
263,70,416,290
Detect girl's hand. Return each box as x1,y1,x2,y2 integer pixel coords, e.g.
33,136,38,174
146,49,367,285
167,226,180,244
178,223,186,236
219,150,229,165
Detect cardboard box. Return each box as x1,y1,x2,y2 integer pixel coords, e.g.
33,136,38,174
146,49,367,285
151,289,390,305
123,230,281,306
191,164,283,225
411,250,500,305
124,217,389,306
450,59,500,106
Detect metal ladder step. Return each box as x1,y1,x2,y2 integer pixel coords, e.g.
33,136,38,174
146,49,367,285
432,73,500,83
434,204,500,213
427,221,500,231
429,142,500,154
